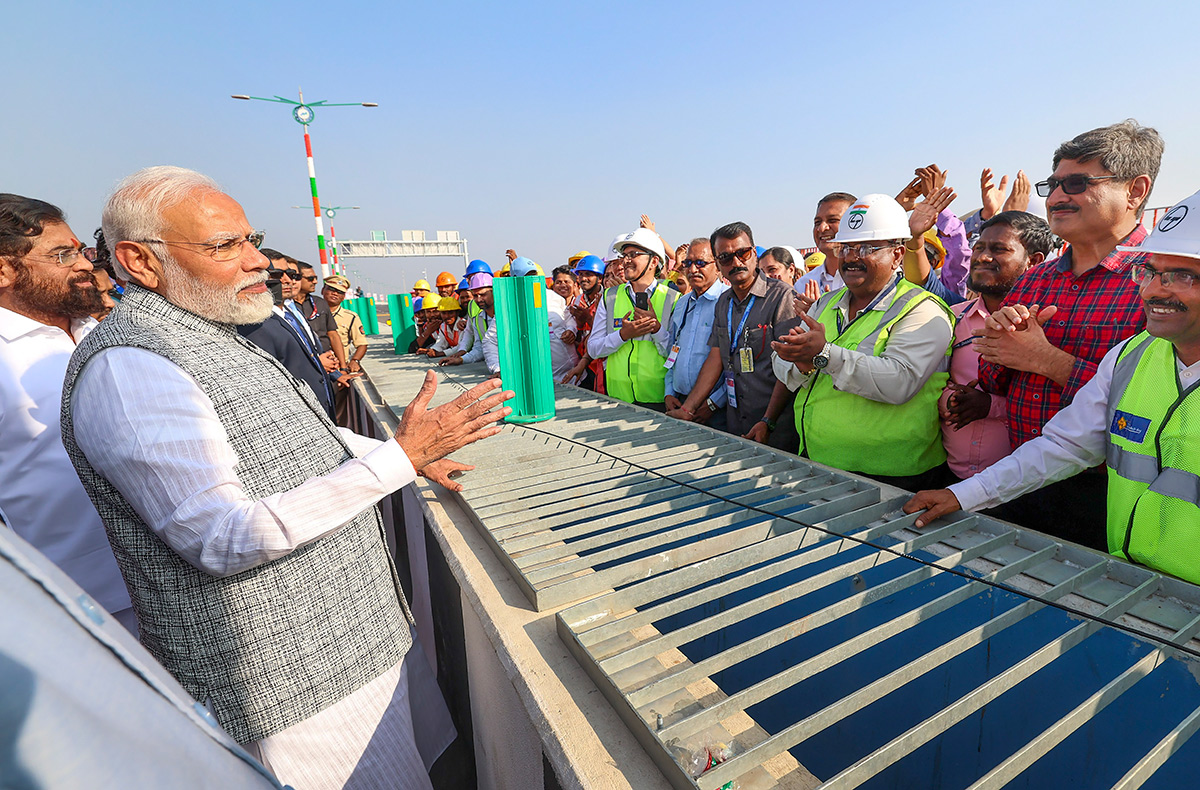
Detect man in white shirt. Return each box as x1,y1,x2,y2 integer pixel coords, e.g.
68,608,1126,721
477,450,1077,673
62,167,513,790
0,193,134,630
796,192,855,308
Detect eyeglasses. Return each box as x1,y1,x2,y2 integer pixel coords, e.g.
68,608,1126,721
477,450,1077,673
1131,263,1200,291
33,245,98,267
680,258,714,269
714,247,756,266
135,229,266,262
1035,174,1121,198
618,250,649,262
302,275,317,282
834,241,897,259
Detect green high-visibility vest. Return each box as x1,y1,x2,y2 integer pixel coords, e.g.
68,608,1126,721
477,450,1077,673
603,282,677,403
797,278,953,477
1106,331,1200,583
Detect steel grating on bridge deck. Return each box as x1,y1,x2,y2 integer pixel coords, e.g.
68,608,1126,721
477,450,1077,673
364,353,1200,790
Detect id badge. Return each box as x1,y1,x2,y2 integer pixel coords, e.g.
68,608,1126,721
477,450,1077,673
664,344,680,369
725,372,738,408
739,346,754,373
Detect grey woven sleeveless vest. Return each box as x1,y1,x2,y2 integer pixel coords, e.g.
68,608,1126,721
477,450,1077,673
59,285,411,744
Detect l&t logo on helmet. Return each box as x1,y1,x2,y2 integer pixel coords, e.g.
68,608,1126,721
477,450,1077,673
1159,205,1189,233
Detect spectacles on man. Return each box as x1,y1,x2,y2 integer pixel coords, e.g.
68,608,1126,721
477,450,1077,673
135,229,266,262
1035,174,1121,198
834,241,897,260
680,258,713,269
1131,263,1200,291
32,245,98,267
302,275,317,282
617,249,648,262
714,247,756,266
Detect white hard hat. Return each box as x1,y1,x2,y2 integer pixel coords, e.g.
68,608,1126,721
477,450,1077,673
615,227,669,263
1119,188,1200,259
831,194,911,243
604,233,632,263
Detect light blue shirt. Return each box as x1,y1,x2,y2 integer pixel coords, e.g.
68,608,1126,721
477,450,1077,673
664,280,729,405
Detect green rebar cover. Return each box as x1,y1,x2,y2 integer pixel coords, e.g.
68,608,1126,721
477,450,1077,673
363,297,380,334
387,294,416,355
493,276,555,423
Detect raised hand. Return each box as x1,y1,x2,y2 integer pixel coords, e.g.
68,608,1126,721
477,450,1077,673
896,175,923,211
980,168,1008,221
909,186,957,238
1003,169,1031,213
640,214,656,232
393,371,514,474
917,164,947,198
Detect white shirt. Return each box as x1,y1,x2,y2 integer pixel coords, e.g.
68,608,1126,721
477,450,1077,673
0,306,131,615
586,281,674,361
795,262,844,297
70,344,432,786
460,312,499,374
772,283,954,404
949,340,1200,512
546,290,580,380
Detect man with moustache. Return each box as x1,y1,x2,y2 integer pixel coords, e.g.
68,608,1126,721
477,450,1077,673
772,195,955,491
0,194,133,631
662,238,729,431
587,228,679,409
976,120,1162,548
906,188,1200,586
939,212,1056,480
670,222,796,440
61,166,513,789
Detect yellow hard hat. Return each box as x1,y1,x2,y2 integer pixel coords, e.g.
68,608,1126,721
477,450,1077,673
567,250,591,266
435,271,457,287
497,261,511,275
437,296,461,311
413,279,432,293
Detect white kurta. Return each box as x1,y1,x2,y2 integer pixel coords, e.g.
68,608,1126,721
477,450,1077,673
71,346,448,789
0,307,132,619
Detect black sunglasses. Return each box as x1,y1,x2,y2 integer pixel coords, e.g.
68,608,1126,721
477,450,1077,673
715,247,756,266
1035,174,1121,198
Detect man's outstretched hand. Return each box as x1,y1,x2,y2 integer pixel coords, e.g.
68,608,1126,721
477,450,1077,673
419,459,476,492
394,370,514,476
903,489,963,528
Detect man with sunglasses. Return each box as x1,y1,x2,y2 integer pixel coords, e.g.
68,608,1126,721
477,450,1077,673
293,260,347,371
0,193,133,632
671,222,797,442
974,120,1163,549
771,196,956,491
239,249,339,418
60,167,513,789
908,188,1200,586
587,227,679,409
662,238,729,431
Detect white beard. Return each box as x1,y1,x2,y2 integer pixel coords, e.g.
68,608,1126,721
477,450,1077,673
160,252,273,325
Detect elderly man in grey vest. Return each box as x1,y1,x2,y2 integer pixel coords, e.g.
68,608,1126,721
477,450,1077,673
59,166,513,790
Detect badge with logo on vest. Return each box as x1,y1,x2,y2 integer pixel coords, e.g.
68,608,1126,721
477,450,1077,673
1110,410,1152,443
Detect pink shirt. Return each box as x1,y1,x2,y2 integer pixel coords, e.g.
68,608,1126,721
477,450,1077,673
940,299,1011,480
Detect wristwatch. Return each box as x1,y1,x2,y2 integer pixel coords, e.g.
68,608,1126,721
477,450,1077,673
812,341,833,370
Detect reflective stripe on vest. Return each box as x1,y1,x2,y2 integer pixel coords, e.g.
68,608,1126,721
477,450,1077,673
1105,331,1200,583
797,278,954,477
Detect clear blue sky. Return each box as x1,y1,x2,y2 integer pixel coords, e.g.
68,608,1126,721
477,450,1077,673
7,0,1200,295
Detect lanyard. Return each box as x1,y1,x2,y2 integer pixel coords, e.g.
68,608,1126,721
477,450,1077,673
834,273,900,337
676,294,699,336
728,295,757,351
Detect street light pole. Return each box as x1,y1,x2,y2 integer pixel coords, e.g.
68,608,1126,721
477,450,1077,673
292,205,359,276
232,90,376,278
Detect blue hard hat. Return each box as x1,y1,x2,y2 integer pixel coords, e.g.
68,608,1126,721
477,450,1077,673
573,254,605,276
412,297,424,312
755,246,767,258
457,277,470,291
509,256,542,277
465,259,492,276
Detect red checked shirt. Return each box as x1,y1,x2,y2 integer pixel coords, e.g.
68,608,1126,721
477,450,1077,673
979,224,1147,449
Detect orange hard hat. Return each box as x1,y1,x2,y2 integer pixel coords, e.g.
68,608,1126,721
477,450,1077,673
435,271,457,287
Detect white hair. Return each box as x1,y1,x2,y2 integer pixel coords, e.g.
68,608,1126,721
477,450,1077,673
101,166,221,280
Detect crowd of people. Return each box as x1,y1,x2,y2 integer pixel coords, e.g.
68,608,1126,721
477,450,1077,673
3,116,1200,788
399,118,1200,590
